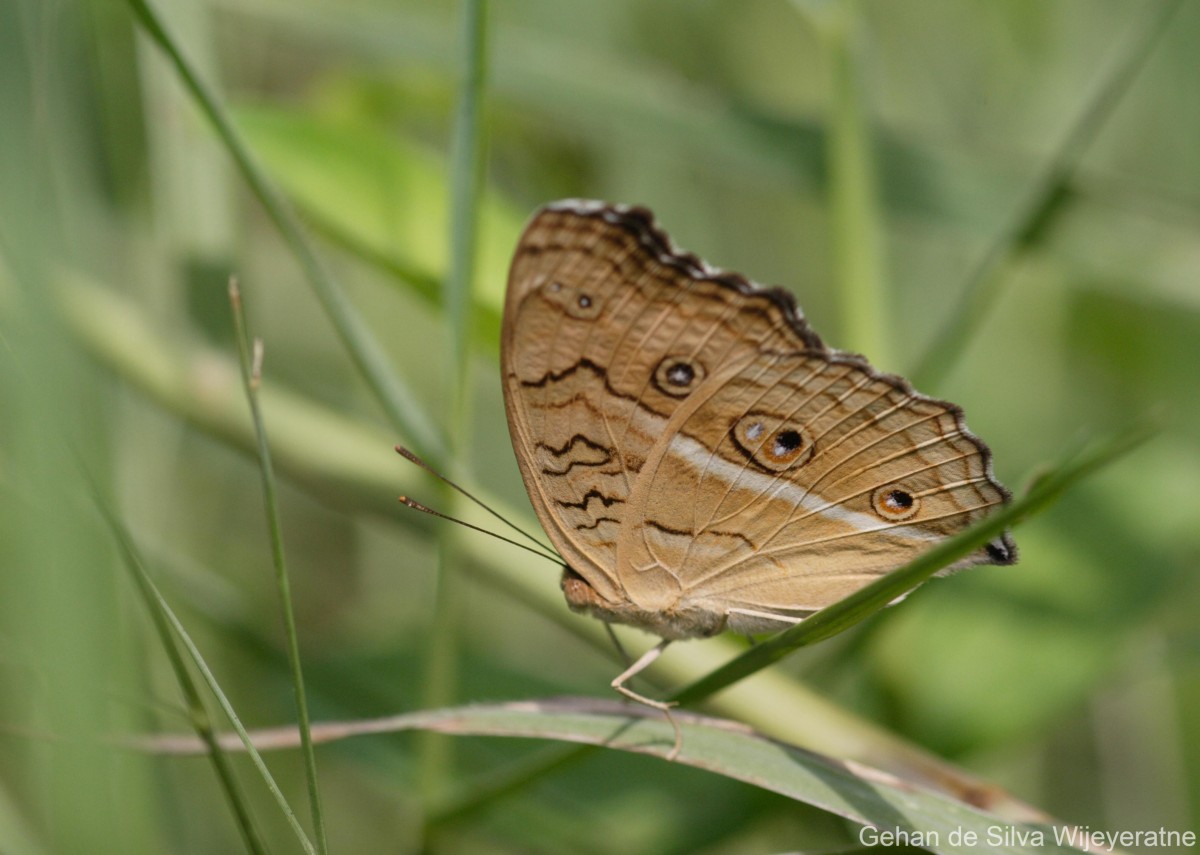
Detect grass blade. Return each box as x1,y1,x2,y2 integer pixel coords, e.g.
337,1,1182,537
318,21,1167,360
911,0,1184,390
138,699,1084,855
418,0,492,810
819,2,890,362
671,420,1157,706
124,0,445,462
445,0,490,423
88,485,278,855
229,281,329,854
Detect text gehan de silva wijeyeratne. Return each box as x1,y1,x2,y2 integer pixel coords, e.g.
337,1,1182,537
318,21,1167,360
857,823,1196,851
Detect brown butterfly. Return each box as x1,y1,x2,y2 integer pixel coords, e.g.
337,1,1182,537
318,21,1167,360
500,200,1015,755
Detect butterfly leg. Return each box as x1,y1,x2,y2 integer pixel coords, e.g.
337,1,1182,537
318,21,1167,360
611,638,682,760
604,623,634,668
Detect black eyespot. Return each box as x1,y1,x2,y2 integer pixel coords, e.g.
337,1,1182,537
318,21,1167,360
542,279,602,318
666,362,694,386
731,414,813,472
871,485,920,521
773,429,802,457
652,356,706,398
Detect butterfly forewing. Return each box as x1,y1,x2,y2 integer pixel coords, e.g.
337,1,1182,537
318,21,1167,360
503,203,812,602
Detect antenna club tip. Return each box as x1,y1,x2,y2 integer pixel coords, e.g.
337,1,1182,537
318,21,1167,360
395,445,423,465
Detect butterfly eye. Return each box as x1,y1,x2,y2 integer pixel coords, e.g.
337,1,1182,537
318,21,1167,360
872,485,920,521
731,414,813,472
653,356,706,397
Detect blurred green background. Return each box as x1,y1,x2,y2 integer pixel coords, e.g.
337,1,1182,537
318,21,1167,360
2,0,1198,852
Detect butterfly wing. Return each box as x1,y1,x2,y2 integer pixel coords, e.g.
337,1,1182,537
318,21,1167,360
503,201,1014,636
502,202,822,604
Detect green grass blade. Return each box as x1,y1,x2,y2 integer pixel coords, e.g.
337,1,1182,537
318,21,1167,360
911,0,1184,390
123,0,445,463
671,420,1157,706
87,484,273,855
96,501,321,854
229,282,329,855
417,0,491,811
445,0,490,424
820,2,890,362
425,743,587,830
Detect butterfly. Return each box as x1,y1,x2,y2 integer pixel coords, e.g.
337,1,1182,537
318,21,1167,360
500,200,1015,754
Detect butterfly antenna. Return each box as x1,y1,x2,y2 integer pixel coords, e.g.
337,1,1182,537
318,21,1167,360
395,445,561,563
398,496,561,565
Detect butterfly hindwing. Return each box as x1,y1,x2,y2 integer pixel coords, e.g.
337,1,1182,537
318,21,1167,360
619,349,1014,620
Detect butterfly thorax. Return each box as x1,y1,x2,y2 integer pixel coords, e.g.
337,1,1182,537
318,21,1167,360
560,566,727,640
